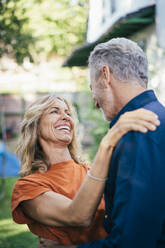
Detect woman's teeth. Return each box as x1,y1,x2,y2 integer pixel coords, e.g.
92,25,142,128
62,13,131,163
56,125,70,131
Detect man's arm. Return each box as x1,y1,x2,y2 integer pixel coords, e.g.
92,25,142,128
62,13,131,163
77,132,164,248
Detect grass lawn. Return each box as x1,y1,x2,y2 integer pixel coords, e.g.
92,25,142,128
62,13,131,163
0,177,38,248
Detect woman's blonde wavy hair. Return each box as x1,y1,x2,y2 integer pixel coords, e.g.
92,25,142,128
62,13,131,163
17,93,87,177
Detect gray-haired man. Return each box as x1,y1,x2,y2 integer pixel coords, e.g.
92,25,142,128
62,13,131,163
78,38,165,247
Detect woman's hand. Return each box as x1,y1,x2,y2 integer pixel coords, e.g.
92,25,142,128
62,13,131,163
101,108,160,149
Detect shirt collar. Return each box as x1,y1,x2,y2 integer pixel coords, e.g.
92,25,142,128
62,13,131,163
110,90,157,128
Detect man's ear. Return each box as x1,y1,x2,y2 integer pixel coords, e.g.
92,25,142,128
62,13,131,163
101,65,112,87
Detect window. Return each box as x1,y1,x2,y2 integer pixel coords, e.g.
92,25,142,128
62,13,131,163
111,0,116,14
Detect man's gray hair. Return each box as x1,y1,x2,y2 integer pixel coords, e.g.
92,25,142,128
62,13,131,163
89,38,148,87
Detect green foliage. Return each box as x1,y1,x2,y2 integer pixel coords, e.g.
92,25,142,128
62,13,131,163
0,0,34,63
0,178,38,248
0,0,88,63
83,100,109,160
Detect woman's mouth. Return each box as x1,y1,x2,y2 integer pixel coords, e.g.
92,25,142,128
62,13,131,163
55,125,71,133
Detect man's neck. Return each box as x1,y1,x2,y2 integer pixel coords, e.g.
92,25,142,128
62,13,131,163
114,82,147,115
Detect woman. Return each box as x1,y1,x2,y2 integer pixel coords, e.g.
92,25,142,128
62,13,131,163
11,94,159,248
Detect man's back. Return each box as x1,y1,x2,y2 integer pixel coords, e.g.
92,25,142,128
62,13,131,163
104,90,165,247
78,90,165,248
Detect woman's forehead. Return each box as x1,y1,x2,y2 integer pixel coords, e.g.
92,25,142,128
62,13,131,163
49,98,69,110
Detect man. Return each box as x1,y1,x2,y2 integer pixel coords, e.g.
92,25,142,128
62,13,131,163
77,38,165,247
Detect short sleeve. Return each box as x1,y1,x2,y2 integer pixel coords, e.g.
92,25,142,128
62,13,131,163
11,176,51,224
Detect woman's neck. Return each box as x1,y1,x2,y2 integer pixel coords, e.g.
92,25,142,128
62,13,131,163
40,140,72,164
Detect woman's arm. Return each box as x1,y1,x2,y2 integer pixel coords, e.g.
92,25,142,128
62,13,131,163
22,109,160,227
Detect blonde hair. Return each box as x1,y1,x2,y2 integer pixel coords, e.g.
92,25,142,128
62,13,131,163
17,93,87,177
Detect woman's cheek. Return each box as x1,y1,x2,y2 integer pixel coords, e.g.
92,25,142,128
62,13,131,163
70,119,74,130
50,126,57,138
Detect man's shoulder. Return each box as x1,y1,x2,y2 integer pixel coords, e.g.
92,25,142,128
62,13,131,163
142,98,165,145
144,96,165,122
119,98,165,144
111,96,165,158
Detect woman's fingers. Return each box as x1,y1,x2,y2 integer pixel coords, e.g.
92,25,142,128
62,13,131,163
117,122,155,134
122,109,159,124
120,109,160,128
115,120,159,138
119,118,159,131
131,119,159,131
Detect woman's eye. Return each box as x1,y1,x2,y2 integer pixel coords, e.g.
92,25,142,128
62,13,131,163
50,110,58,114
66,112,71,116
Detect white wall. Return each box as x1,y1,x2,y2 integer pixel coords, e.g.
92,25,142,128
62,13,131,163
87,0,111,43
87,0,155,43
156,0,165,50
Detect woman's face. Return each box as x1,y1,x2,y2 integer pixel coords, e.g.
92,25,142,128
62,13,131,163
39,98,74,146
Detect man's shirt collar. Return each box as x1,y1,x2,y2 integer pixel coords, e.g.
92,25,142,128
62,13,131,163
110,90,157,128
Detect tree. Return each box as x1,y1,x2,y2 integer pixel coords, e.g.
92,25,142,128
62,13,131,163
0,0,34,63
0,0,88,63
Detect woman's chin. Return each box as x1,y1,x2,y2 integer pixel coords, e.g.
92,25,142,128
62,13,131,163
57,136,72,145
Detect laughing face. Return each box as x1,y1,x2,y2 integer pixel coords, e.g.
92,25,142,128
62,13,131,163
39,98,74,146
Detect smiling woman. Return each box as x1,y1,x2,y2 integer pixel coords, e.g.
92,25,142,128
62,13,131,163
16,95,84,177
11,93,160,248
38,99,75,164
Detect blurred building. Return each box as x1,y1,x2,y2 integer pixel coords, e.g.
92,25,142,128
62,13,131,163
64,0,165,104
87,0,155,44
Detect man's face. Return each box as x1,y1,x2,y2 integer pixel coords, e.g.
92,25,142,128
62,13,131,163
90,71,117,121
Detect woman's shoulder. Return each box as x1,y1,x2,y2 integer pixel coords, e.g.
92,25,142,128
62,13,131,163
74,162,89,173
12,172,52,209
13,171,50,191
11,173,52,223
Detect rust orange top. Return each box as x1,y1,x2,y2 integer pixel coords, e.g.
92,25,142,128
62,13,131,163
11,160,107,245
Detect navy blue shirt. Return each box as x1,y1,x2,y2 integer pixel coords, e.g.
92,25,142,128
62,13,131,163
78,90,165,248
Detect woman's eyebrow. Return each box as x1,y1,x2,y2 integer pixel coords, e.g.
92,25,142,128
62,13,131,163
51,107,70,112
51,107,59,110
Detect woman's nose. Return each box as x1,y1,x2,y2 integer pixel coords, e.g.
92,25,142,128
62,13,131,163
61,112,69,120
